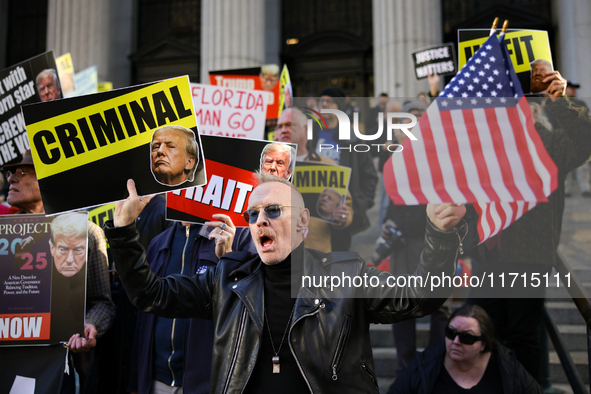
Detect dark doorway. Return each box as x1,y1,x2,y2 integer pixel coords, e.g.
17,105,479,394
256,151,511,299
281,0,374,97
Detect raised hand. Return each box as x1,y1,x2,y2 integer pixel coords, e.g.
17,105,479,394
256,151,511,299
114,179,152,227
543,70,567,99
205,214,237,258
427,203,466,232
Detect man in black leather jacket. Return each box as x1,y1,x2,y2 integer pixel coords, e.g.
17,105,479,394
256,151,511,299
104,173,466,393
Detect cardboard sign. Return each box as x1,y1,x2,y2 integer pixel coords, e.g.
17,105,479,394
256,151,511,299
458,29,552,93
278,65,292,118
191,83,267,140
56,53,76,98
293,162,351,224
88,203,115,227
0,51,61,167
0,213,88,346
98,82,113,92
411,43,457,80
71,65,98,97
22,76,206,215
0,345,66,394
209,66,280,122
167,136,296,225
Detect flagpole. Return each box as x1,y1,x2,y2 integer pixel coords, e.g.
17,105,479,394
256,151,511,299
489,17,499,36
498,20,509,42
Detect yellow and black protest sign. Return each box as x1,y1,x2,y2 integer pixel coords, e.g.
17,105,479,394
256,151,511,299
277,65,292,119
22,76,206,215
56,53,76,97
294,161,351,224
458,29,552,93
88,203,115,227
98,82,113,92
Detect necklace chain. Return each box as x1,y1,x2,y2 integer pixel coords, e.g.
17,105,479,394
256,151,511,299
264,302,296,357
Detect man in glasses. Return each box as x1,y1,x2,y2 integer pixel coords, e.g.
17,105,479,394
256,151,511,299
5,153,43,214
105,174,466,393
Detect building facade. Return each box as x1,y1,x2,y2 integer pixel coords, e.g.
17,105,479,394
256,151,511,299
1,0,589,98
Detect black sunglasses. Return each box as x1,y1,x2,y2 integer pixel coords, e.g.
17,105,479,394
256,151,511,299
243,204,292,224
445,327,483,345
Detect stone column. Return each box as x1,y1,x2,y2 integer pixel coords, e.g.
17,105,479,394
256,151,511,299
45,0,133,88
200,0,266,83
372,0,442,98
264,0,281,65
554,0,591,99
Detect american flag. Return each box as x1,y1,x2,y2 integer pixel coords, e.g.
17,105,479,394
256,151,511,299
383,34,558,243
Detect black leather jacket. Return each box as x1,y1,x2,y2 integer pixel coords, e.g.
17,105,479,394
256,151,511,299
104,219,463,393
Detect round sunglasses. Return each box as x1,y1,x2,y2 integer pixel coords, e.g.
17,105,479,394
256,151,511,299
445,326,483,345
242,204,292,224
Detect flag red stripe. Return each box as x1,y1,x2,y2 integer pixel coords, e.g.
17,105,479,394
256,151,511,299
400,134,429,204
518,98,558,193
497,200,508,230
462,110,500,201
440,110,477,202
474,203,487,241
508,202,520,228
419,114,453,202
484,203,496,240
506,105,546,200
383,155,405,204
485,107,524,201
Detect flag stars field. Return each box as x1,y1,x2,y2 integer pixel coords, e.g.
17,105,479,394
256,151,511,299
384,33,559,243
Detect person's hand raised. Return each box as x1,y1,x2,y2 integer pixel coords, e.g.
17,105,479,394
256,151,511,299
114,179,152,227
427,203,466,232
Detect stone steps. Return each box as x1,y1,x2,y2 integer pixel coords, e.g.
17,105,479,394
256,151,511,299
373,345,588,385
370,298,591,391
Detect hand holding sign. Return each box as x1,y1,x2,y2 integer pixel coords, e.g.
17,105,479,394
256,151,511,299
331,204,352,227
427,72,440,97
426,203,466,232
114,180,152,227
543,70,567,99
67,323,97,353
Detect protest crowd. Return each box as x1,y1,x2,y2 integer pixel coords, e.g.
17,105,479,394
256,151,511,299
1,15,591,394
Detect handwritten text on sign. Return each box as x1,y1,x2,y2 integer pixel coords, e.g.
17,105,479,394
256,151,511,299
191,83,267,140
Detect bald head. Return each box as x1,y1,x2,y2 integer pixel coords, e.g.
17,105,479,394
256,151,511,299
247,174,309,264
386,99,401,113
289,107,309,155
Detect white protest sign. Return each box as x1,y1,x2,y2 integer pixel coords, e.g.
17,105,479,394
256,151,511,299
191,83,268,140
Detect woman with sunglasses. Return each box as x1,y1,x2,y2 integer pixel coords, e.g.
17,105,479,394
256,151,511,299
389,304,543,393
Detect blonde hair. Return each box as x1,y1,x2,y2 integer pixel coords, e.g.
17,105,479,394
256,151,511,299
152,125,199,180
260,142,295,172
260,64,279,77
50,213,87,245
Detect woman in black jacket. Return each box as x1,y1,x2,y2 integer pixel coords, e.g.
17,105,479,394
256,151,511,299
389,304,543,394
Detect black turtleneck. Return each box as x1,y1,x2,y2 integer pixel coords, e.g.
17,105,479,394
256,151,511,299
243,242,309,393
